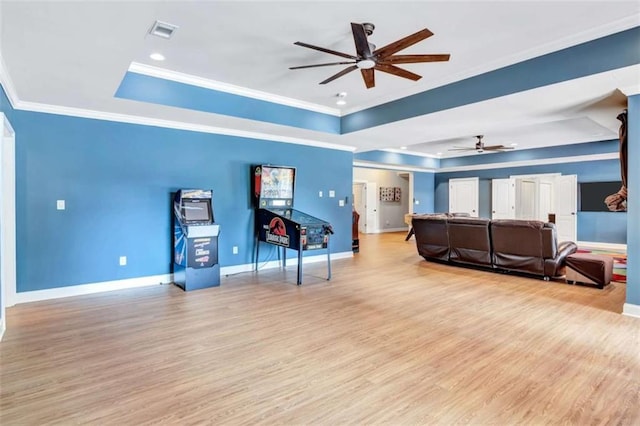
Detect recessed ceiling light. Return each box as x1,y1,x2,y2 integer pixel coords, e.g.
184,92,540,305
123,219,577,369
400,146,407,150
150,53,165,61
336,99,347,106
437,152,443,155
510,143,518,146
337,92,348,98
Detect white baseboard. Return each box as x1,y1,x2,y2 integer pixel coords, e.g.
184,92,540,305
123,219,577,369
222,251,353,275
623,303,640,319
12,251,354,305
0,316,5,342
576,241,627,252
14,274,173,305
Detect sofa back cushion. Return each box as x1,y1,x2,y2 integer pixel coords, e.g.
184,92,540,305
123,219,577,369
490,220,546,274
447,217,492,266
412,216,449,261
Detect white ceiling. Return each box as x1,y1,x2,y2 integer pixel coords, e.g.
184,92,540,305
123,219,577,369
1,1,639,159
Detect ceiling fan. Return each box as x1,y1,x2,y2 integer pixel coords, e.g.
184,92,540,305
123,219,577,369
289,22,450,89
448,135,515,153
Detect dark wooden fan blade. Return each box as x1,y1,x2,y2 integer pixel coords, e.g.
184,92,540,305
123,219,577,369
483,145,514,150
374,63,422,81
351,23,372,58
294,41,357,60
361,68,375,88
373,28,434,58
290,61,356,70
380,54,450,64
319,65,358,85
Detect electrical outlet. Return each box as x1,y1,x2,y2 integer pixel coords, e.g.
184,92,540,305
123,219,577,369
415,200,420,205
339,200,345,207
329,190,335,198
232,246,238,255
119,256,127,266
319,191,323,197
56,200,65,210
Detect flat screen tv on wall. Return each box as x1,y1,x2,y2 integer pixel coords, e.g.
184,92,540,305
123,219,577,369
579,181,623,212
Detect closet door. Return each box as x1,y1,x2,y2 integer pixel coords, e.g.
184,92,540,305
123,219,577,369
492,178,515,219
555,174,577,242
449,177,479,217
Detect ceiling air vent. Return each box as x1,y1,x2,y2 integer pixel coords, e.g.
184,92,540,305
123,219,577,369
149,20,178,39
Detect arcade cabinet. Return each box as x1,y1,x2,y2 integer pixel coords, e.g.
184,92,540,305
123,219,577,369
252,165,333,285
172,189,220,291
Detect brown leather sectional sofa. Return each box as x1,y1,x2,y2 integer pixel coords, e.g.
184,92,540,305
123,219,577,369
411,215,578,280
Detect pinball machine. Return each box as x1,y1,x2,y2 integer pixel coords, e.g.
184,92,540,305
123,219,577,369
252,165,333,285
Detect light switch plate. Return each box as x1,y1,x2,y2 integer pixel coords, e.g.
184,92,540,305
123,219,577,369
329,190,335,198
56,200,65,210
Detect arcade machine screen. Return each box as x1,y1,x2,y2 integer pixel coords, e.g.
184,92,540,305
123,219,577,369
182,198,213,223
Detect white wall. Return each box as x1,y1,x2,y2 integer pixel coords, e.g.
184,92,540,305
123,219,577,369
353,167,410,231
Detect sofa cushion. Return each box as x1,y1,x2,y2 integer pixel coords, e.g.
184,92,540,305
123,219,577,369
412,216,449,261
447,217,492,266
491,220,546,275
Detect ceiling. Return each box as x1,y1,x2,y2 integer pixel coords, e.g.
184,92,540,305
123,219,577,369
1,1,639,159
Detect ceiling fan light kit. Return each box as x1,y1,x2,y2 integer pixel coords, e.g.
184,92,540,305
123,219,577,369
289,22,450,89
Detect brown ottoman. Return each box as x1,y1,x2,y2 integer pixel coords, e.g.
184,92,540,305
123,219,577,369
565,253,613,289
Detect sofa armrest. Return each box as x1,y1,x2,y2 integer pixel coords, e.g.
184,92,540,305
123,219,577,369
544,241,578,277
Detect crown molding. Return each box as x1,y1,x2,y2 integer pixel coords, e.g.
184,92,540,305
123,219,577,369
355,152,618,173
0,49,353,152
619,84,640,96
0,51,19,108
14,100,355,152
438,152,618,173
353,160,436,173
381,148,440,159
128,62,341,117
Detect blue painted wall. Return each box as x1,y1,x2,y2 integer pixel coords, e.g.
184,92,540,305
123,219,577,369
1,86,352,293
434,158,627,243
625,95,639,306
413,172,435,214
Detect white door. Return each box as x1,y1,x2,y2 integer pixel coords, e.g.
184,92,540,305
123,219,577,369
449,177,479,217
516,178,538,220
538,180,554,222
352,183,365,233
554,174,577,242
491,178,515,219
364,182,378,234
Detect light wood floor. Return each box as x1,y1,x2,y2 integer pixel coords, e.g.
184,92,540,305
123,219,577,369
1,233,639,425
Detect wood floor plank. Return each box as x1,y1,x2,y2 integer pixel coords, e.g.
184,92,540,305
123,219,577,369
1,232,638,424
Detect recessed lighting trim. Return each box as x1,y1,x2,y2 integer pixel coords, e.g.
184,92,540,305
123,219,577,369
336,99,347,106
510,143,518,146
400,146,407,150
150,53,165,61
